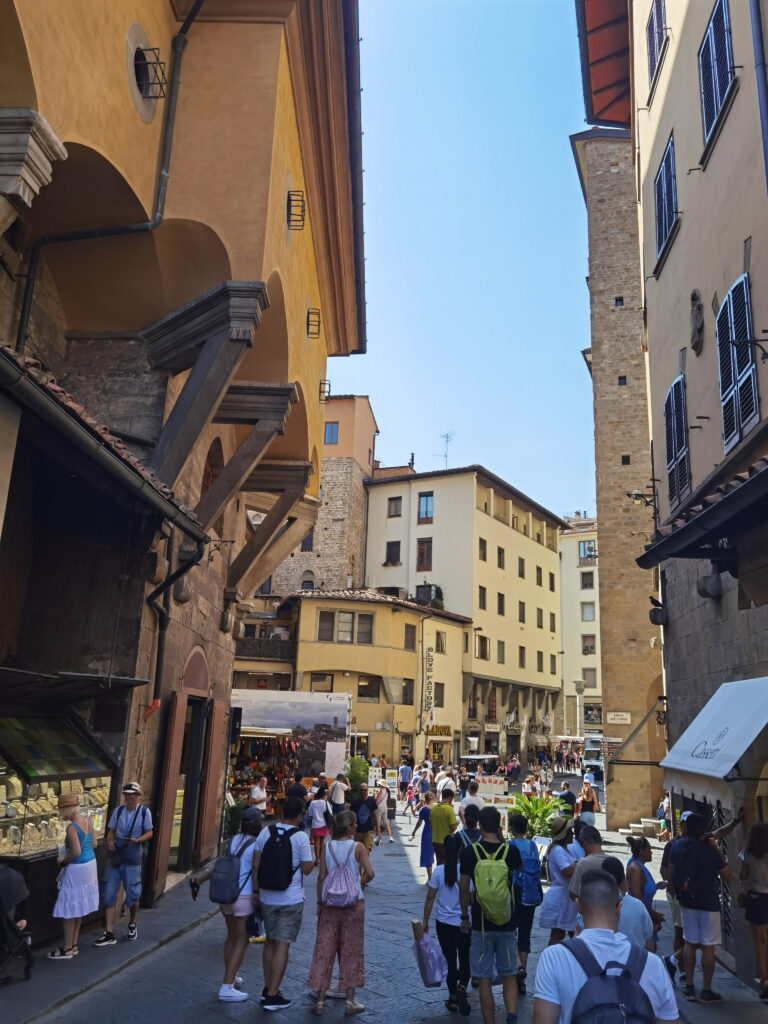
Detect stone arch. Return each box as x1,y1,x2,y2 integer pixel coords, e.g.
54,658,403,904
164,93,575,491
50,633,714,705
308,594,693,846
301,570,315,590
200,437,225,537
238,270,289,384
0,3,37,107
181,646,209,696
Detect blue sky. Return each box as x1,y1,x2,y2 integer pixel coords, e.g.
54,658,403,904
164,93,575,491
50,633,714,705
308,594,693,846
329,0,595,520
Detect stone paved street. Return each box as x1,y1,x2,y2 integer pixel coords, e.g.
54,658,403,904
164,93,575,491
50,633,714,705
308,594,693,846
11,804,765,1024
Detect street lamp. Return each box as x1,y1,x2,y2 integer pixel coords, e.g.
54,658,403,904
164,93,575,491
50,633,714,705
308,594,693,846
573,679,585,738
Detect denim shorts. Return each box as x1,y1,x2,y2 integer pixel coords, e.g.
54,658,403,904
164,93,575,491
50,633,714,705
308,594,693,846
102,862,142,908
469,929,518,978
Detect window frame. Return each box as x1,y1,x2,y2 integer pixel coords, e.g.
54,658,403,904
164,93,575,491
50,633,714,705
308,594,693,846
404,623,417,651
324,421,339,445
310,672,333,693
518,557,525,579
646,0,667,88
418,491,434,524
581,601,596,623
497,639,505,664
518,601,526,624
549,571,556,593
356,613,374,645
536,650,544,673
664,374,692,509
497,546,505,569
654,134,678,260
581,571,594,590
478,537,487,561
401,678,414,705
478,585,487,611
387,496,402,518
384,540,401,566
550,653,557,676
698,0,735,144
300,530,314,552
536,607,544,629
716,274,759,454
416,537,432,572
318,610,334,642
476,635,490,660
549,611,556,633
582,634,597,656
434,682,445,708
535,566,543,587
497,592,505,616
357,675,381,703
518,645,526,669
337,610,354,644
435,630,446,654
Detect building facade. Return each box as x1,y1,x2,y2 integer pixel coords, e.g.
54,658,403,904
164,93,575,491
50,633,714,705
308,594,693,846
0,0,365,924
558,514,602,737
365,466,565,760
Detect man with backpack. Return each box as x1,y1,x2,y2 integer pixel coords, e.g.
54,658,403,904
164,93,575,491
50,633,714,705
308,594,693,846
508,812,543,996
458,806,522,1024
668,810,732,1004
251,796,314,1012
533,870,678,1024
350,783,378,852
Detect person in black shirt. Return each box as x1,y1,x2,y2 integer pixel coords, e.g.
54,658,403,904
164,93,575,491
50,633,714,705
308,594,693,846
285,771,310,802
558,782,576,813
349,783,378,852
458,806,521,1024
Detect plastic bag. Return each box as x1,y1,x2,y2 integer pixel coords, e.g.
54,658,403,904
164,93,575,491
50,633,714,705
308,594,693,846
413,933,448,988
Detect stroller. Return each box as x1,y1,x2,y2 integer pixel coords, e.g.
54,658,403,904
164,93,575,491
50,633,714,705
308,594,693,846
0,864,33,983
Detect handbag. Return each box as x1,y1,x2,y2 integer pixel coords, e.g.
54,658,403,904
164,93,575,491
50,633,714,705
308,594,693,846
323,801,334,829
413,933,449,988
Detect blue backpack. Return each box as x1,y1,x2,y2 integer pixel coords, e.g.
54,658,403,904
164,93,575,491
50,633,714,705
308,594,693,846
511,838,543,907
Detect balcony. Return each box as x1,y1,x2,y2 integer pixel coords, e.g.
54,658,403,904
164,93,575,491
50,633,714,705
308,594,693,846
235,636,296,662
578,555,597,567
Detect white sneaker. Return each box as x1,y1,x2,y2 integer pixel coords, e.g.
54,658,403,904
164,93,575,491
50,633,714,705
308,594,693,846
219,984,248,1002
389,837,395,843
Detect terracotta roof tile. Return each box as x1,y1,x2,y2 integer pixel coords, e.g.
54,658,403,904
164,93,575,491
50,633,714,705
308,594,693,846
279,587,472,623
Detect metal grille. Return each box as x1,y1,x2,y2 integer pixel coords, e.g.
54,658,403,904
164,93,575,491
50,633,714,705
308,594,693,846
713,801,734,950
307,308,321,339
134,48,167,99
287,190,306,230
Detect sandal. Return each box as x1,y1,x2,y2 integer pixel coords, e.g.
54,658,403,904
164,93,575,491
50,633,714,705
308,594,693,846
445,997,458,1012
46,946,74,960
311,1000,325,1015
72,946,79,956
345,1000,365,1016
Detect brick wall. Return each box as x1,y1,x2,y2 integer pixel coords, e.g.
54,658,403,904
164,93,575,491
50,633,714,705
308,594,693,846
581,136,665,827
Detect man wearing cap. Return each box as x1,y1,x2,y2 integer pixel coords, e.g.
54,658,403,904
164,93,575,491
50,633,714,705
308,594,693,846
93,782,153,946
329,773,350,816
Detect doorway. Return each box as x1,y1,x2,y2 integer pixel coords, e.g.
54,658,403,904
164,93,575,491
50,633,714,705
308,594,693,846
168,696,207,871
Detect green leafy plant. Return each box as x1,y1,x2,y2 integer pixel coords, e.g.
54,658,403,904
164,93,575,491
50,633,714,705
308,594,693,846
223,798,247,840
346,756,370,798
508,794,570,838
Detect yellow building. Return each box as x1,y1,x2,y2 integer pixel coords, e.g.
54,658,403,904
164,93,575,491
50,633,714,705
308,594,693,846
280,590,469,764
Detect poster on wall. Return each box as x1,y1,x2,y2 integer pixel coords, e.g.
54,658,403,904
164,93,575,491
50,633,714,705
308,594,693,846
324,741,347,779
231,690,350,776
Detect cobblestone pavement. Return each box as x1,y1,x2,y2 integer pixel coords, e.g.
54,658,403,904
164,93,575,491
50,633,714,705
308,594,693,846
22,798,765,1024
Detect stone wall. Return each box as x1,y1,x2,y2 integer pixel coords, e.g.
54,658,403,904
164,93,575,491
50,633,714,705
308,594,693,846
273,456,366,593
581,135,665,827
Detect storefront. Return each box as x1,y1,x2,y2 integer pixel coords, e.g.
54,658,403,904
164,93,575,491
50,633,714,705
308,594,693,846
426,724,453,766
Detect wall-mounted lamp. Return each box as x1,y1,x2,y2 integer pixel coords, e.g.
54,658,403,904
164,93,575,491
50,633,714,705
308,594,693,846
626,490,658,515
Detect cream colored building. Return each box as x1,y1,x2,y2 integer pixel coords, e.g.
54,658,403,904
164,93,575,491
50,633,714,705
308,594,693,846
559,515,602,736
365,466,566,760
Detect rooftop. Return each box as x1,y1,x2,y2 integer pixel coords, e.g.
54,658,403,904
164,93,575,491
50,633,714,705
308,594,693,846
278,588,472,624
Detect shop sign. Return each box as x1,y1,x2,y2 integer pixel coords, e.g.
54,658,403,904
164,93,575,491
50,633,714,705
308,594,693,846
423,645,434,726
606,712,631,725
428,724,452,736
485,723,500,732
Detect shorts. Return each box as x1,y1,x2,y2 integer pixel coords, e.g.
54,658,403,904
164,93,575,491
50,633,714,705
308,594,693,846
102,861,143,908
260,902,304,943
470,929,518,979
355,831,374,852
311,827,328,838
375,806,388,824
746,891,768,926
666,889,682,928
220,894,253,917
681,907,721,946
331,802,345,816
578,811,596,826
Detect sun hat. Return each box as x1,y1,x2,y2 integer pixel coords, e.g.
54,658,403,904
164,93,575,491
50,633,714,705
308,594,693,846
122,781,142,794
549,816,574,842
57,794,79,809
377,778,389,788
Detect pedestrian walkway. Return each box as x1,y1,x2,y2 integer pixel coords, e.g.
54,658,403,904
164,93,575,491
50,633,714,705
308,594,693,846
8,810,765,1024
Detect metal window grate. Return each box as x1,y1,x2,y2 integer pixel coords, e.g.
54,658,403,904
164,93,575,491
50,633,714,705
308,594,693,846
134,48,167,99
318,379,331,404
307,308,321,339
287,190,306,230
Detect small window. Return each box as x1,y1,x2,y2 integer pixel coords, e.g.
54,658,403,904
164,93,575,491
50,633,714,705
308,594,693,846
618,375,628,386
614,295,624,307
497,546,505,569
646,0,666,84
318,610,334,641
583,668,598,689
518,601,526,623
434,682,445,708
549,612,556,632
357,675,381,702
479,537,487,561
435,630,446,654
536,607,543,629
402,678,414,705
463,631,469,653
582,634,596,655
579,540,596,560
385,540,401,565
310,672,333,693
243,623,257,639
478,586,487,610
698,0,735,143
654,135,678,258
497,640,505,664
337,611,354,643
518,646,526,669
581,602,596,622
257,576,272,596
518,557,525,579
477,635,490,660
301,570,315,591
387,496,402,518
550,653,557,675
665,374,692,507
357,613,373,645
537,651,544,673
416,537,432,572
549,572,556,593
497,592,505,616
404,623,417,651
300,530,314,552
621,454,631,466
324,421,339,444
536,566,543,587
418,491,434,524
581,571,594,590
716,274,759,454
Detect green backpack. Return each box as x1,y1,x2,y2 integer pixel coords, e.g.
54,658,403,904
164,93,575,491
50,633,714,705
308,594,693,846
472,843,514,926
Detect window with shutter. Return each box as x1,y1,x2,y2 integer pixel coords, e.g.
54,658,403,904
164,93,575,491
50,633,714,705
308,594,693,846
698,0,734,142
716,274,759,453
663,375,691,509
646,0,666,85
654,135,677,257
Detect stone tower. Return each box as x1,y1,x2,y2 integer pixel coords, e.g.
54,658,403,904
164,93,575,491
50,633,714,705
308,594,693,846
272,396,378,594
571,129,665,828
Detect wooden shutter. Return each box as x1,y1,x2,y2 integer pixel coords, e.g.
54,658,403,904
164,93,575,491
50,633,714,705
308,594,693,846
654,137,676,256
699,25,717,138
647,0,665,82
196,699,227,864
664,376,690,508
712,0,732,108
146,690,188,904
717,275,759,453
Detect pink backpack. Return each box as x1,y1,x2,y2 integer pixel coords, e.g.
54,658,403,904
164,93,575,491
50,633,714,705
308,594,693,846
322,841,360,907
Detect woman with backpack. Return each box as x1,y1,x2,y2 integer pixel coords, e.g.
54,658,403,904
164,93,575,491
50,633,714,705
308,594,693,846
411,791,436,882
308,809,374,1016
739,821,768,999
507,812,543,995
538,815,578,944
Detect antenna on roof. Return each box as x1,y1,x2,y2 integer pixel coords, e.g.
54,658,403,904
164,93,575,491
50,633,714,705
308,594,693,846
440,431,454,469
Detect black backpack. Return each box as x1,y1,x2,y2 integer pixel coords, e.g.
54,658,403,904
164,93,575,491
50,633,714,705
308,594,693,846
208,835,257,904
256,825,300,891
673,838,710,909
563,939,655,1024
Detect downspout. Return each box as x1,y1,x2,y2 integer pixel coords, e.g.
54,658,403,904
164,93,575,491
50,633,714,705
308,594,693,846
15,0,206,353
750,0,768,195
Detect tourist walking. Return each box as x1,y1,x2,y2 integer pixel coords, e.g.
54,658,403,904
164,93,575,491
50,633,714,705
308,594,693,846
574,780,600,825
567,825,608,899
430,787,458,865
507,812,543,995
669,810,732,1004
458,806,522,1024
626,835,665,940
252,796,315,1012
374,779,393,845
329,773,350,816
574,857,654,951
533,871,678,1023
458,781,485,824
398,759,412,800
558,782,576,814
308,790,332,865
740,821,768,1000
423,838,472,1016
93,782,153,947
412,791,435,881
308,810,374,1016
539,816,577,944
46,794,98,960
402,780,418,818
349,784,377,852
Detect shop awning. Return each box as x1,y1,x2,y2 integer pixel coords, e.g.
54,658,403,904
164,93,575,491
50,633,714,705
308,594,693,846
661,678,768,801
0,714,115,782
0,667,148,707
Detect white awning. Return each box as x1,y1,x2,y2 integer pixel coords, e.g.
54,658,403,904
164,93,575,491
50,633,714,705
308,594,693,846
661,677,768,797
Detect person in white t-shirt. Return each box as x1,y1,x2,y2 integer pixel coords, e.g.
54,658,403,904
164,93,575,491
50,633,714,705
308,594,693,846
249,775,268,813
307,792,332,864
533,870,679,1024
251,797,314,1012
574,857,654,952
422,860,471,1016
458,781,485,824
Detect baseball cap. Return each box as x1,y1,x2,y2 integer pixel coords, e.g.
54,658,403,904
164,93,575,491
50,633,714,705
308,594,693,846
318,772,327,778
680,810,693,822
122,781,142,794
241,806,263,825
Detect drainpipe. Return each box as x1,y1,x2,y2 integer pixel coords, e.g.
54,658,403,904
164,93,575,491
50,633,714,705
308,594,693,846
15,0,206,353
143,531,205,721
750,0,768,195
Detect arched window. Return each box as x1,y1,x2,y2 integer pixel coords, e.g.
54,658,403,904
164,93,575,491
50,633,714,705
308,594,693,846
301,571,315,591
200,438,225,536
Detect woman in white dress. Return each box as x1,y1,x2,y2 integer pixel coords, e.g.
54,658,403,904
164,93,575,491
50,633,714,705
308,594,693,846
46,794,98,960
538,815,577,945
